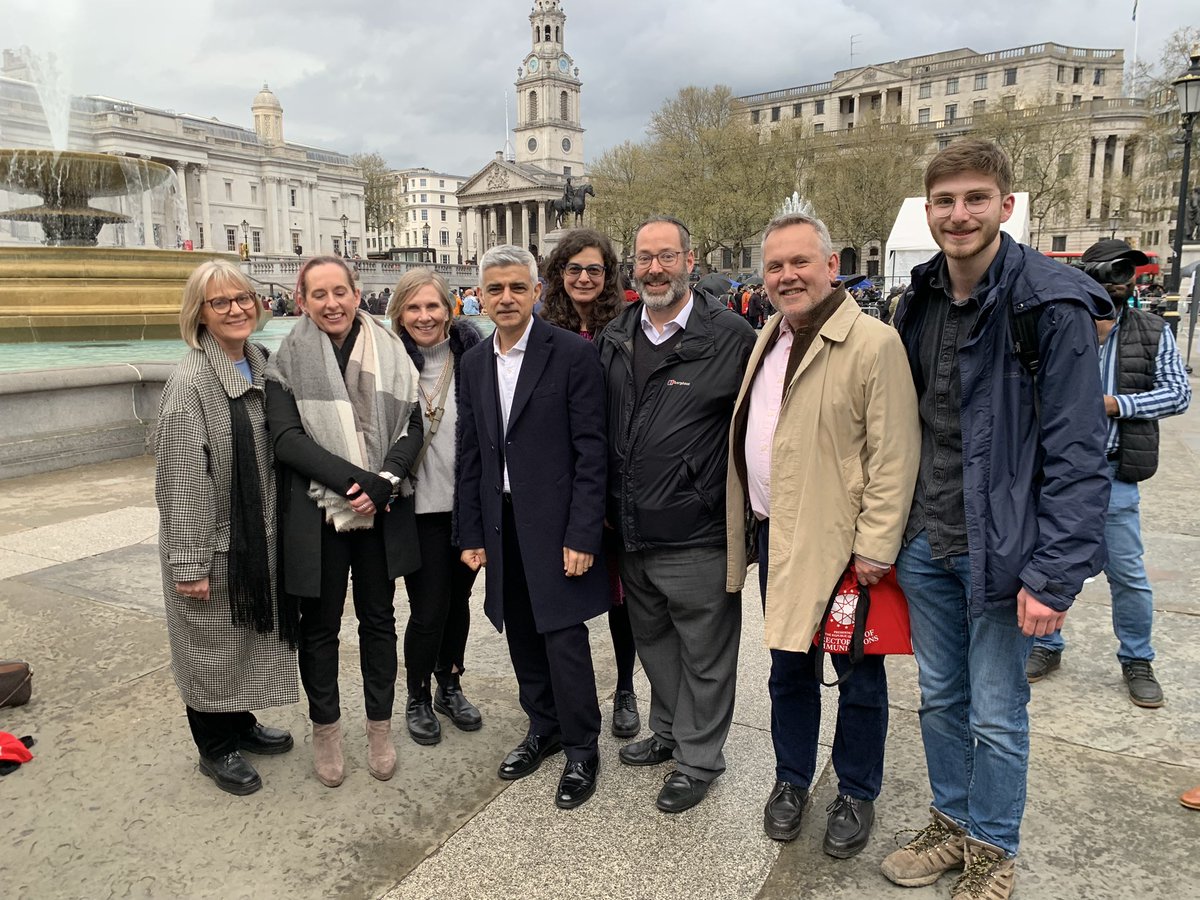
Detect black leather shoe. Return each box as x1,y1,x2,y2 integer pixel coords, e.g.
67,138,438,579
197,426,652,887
1123,660,1165,708
406,692,442,745
434,674,483,732
763,779,808,841
611,690,641,739
1025,646,1061,683
497,732,562,781
199,751,262,796
618,735,674,767
823,794,875,858
237,723,294,756
555,755,599,809
656,772,709,813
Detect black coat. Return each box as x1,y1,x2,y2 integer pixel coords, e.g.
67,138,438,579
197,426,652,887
598,293,756,551
455,316,609,634
266,377,423,599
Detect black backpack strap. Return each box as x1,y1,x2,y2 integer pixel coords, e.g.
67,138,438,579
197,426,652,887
1008,301,1042,375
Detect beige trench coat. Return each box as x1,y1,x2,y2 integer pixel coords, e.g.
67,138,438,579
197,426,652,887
726,296,920,652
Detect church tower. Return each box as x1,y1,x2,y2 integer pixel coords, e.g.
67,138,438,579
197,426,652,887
513,0,585,176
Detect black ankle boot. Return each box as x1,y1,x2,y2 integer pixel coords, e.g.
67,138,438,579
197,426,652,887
434,670,483,732
406,689,441,745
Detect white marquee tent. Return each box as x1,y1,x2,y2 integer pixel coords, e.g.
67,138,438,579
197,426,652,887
884,193,1031,289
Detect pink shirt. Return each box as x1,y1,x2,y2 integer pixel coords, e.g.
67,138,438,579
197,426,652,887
745,318,795,519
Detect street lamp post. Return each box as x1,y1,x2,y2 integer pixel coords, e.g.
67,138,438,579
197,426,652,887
489,229,497,249
387,217,395,249
240,219,249,257
1169,52,1200,293
422,221,430,248
456,232,463,265
1108,210,1122,240
340,213,349,258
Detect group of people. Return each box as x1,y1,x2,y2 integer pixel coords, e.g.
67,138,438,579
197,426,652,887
154,137,1188,900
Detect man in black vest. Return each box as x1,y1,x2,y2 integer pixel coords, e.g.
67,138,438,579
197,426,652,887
1026,239,1192,707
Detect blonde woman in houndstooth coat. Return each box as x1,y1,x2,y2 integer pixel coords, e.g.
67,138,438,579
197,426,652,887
155,259,299,796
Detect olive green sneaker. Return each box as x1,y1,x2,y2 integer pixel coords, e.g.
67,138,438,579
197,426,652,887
950,837,1016,900
880,807,966,887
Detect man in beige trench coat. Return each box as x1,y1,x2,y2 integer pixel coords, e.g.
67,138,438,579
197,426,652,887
726,212,919,858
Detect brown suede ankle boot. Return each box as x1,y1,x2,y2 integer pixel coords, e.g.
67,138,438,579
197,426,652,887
312,720,344,787
366,718,396,780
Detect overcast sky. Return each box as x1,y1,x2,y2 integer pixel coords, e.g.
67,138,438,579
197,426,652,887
1,0,1194,177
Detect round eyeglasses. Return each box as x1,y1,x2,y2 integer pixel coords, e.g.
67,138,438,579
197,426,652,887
928,193,1000,218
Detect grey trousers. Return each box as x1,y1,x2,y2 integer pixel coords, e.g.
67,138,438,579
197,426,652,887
619,545,741,782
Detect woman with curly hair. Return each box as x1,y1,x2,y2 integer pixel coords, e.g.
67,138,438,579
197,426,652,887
540,228,640,740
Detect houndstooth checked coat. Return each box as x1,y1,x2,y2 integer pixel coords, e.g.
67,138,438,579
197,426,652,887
155,332,298,712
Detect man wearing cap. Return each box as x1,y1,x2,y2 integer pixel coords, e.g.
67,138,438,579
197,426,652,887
1026,238,1191,707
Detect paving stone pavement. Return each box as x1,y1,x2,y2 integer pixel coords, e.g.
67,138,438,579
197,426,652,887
3,403,1200,899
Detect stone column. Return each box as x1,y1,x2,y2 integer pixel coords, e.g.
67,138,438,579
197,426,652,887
476,208,486,255
262,178,276,254
173,163,191,244
537,197,547,242
277,179,288,254
308,182,319,255
1112,137,1127,186
504,204,514,245
198,165,211,250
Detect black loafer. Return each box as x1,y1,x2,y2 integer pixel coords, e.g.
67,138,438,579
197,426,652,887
498,732,562,781
555,755,600,809
406,692,442,745
199,751,262,796
237,723,294,756
618,735,674,767
434,676,483,732
763,779,808,841
611,690,641,739
656,772,709,813
823,794,875,858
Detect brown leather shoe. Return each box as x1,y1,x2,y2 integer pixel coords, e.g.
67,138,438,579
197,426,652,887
1181,786,1200,810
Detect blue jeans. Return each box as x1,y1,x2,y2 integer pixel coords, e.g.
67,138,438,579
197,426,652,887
758,520,889,800
1035,469,1154,663
895,531,1033,856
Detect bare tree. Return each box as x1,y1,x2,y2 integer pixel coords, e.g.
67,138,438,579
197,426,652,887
351,152,393,238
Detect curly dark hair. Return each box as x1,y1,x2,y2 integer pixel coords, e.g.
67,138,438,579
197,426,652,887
540,228,624,336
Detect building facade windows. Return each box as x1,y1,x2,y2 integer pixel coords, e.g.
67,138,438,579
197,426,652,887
918,107,931,124
225,227,237,251
974,73,988,90
1004,67,1018,86
946,77,959,95
918,82,931,99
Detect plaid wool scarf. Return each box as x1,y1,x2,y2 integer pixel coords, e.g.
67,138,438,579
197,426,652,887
267,311,418,531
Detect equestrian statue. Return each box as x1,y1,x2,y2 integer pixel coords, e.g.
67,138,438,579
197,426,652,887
546,176,594,229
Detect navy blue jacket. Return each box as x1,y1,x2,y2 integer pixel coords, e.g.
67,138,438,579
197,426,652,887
455,315,610,634
893,233,1113,613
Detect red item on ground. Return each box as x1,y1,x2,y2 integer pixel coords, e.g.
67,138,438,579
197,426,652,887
0,731,34,764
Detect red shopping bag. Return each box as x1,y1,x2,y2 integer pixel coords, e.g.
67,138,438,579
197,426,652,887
813,566,912,686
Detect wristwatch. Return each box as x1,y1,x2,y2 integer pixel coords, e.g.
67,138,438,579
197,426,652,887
379,470,401,501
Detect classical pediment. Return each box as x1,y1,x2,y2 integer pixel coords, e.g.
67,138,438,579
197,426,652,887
458,159,548,199
831,65,906,91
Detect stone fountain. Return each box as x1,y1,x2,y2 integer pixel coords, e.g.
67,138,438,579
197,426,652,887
0,148,222,342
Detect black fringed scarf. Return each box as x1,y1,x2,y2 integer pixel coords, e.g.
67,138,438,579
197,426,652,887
226,396,287,641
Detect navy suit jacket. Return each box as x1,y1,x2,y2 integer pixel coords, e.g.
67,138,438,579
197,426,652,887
455,315,609,634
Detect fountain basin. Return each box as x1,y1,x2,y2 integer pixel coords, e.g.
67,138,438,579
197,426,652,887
0,246,233,342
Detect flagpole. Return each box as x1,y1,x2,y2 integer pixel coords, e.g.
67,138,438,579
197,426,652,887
1130,1,1140,97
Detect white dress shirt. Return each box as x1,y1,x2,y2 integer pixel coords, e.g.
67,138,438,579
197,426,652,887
639,293,694,346
493,317,535,492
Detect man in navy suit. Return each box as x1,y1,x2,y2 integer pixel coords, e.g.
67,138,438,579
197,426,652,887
456,244,609,809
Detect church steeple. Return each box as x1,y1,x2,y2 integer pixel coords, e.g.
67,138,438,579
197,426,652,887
514,0,584,175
